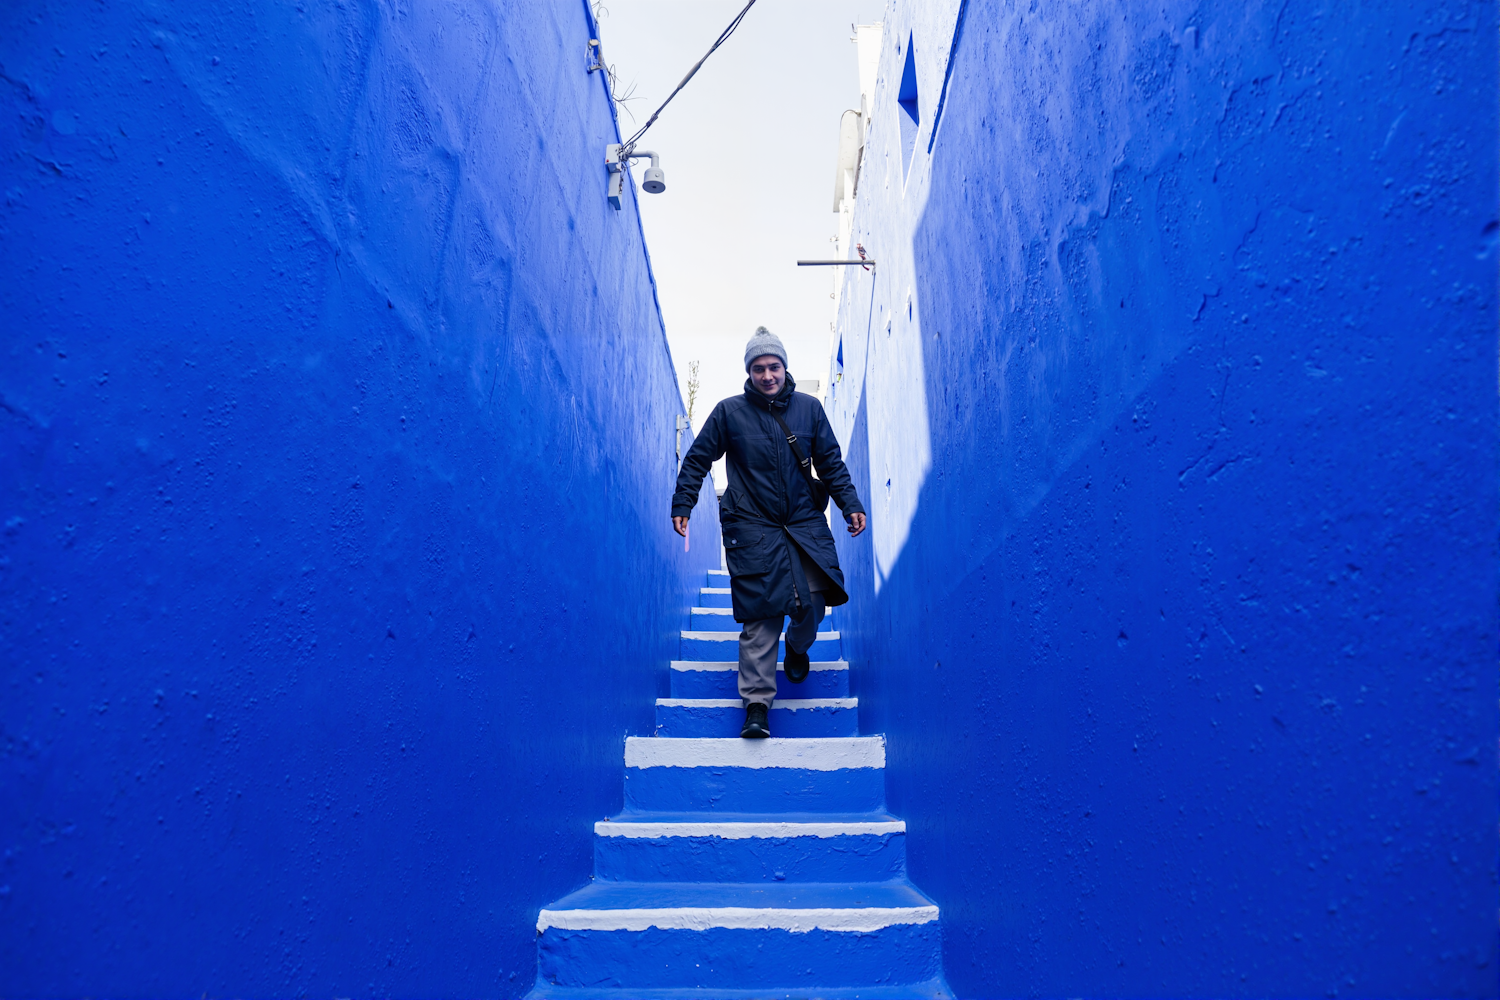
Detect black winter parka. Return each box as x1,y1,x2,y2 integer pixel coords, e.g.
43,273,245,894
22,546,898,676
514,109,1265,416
672,376,866,622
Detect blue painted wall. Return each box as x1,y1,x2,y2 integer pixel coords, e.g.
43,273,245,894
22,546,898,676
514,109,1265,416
0,1,719,995
828,0,1497,996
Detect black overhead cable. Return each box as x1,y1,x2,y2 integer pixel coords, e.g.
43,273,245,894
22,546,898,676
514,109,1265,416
620,0,758,154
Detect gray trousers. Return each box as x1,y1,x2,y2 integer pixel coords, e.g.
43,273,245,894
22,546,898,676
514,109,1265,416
739,596,825,706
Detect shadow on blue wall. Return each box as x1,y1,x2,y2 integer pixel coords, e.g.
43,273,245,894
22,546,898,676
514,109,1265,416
837,1,1497,996
0,0,719,995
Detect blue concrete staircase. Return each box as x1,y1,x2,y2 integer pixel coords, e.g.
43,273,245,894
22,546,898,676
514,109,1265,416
529,568,950,999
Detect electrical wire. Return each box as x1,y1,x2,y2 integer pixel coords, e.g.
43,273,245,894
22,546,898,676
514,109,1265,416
619,0,758,155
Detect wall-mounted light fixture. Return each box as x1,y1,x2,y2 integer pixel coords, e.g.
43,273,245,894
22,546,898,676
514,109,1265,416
600,0,757,211
606,144,666,211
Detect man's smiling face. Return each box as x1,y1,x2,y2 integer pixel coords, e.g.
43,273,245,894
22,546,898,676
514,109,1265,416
749,355,786,397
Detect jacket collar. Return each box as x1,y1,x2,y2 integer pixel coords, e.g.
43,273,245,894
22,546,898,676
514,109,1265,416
743,373,797,411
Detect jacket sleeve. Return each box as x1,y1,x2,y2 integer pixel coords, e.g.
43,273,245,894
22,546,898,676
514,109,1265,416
670,403,727,518
809,400,866,519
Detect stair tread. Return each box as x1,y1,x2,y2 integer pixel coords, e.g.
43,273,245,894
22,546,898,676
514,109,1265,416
682,629,840,639
689,610,835,633
606,810,902,823
529,982,951,999
595,816,904,837
670,660,847,670
656,698,856,708
626,736,883,771
541,879,936,916
691,606,832,614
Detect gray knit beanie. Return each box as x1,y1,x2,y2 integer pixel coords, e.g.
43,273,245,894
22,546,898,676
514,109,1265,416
744,326,788,372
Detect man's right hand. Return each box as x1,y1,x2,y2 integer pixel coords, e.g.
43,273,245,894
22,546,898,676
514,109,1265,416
672,515,690,537
846,512,867,537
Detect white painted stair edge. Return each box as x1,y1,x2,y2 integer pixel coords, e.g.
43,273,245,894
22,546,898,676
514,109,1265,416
681,630,841,641
656,698,856,710
691,605,831,614
624,736,885,770
537,906,939,932
671,659,846,672
593,819,906,838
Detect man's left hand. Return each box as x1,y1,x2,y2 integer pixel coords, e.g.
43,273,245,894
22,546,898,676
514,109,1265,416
846,513,866,537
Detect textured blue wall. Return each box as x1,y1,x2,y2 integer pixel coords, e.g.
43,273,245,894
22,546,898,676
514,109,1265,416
0,1,720,995
829,0,1497,996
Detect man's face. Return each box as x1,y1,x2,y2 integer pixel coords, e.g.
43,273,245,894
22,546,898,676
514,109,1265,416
749,355,786,397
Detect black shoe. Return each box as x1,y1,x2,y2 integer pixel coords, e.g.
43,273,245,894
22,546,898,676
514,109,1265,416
741,702,770,739
783,646,811,684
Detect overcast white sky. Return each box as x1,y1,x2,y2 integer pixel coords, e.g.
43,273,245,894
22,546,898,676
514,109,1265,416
594,0,885,430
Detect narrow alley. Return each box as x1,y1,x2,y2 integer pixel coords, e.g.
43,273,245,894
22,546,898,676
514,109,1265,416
0,0,1493,997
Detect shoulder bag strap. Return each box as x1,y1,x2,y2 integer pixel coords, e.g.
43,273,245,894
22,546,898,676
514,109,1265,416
768,406,825,499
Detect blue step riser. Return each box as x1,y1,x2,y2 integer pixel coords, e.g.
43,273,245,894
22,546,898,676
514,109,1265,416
690,611,835,632
624,767,885,813
656,704,857,738
680,634,841,661
698,590,733,608
670,668,848,699
594,832,906,882
538,924,942,989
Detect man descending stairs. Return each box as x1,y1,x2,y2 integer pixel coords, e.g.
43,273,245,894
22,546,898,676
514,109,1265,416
528,568,951,998
670,330,870,743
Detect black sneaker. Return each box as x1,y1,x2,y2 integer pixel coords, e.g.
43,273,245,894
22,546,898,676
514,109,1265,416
741,702,770,739
783,646,811,684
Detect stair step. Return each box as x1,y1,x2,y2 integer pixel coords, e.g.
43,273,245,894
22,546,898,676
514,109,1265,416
528,563,949,996
593,815,906,882
697,587,732,608
655,699,858,738
680,630,841,662
624,736,885,813
535,881,942,991
529,983,951,999
670,660,848,699
689,606,834,632
539,879,936,925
